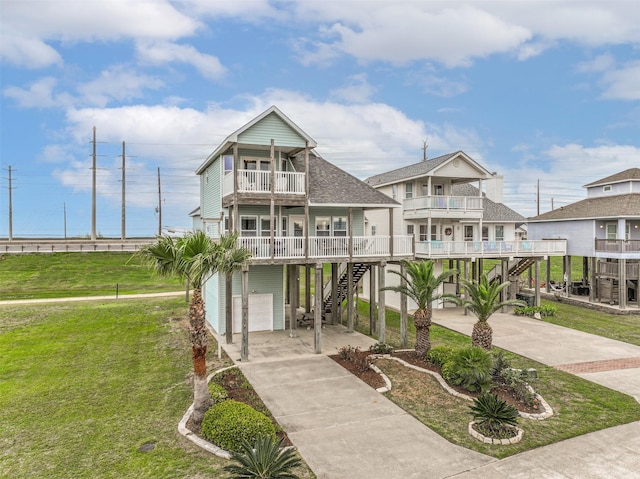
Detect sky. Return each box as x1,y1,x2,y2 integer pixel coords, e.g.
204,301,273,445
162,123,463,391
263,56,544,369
1,0,639,239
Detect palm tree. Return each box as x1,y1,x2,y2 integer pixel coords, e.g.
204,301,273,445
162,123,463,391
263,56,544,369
457,274,525,350
134,231,250,425
382,260,458,356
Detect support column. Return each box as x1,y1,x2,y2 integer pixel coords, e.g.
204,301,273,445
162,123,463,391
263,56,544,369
331,263,339,325
582,257,589,286
369,264,376,334
566,255,572,296
534,259,541,307
305,265,311,313
314,263,323,353
501,259,508,309
400,261,408,349
378,262,386,344
289,265,297,338
619,259,627,309
545,258,551,293
240,266,249,362
589,256,597,303
347,262,354,332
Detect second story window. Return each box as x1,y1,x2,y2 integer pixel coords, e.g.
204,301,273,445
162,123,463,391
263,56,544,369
407,224,414,236
316,217,330,237
482,226,489,241
495,225,504,241
405,183,413,199
464,225,474,242
240,216,258,237
392,184,397,200
606,224,617,240
433,184,444,196
223,155,233,174
419,224,428,241
333,217,348,236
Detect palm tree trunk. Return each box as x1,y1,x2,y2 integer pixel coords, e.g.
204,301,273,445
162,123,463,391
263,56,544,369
190,288,212,425
414,307,432,356
472,321,493,350
225,272,233,344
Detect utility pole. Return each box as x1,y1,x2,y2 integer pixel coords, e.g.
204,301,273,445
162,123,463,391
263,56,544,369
91,126,97,240
537,179,540,216
551,198,554,210
64,202,67,239
422,139,429,161
157,167,162,236
121,141,126,240
6,165,14,241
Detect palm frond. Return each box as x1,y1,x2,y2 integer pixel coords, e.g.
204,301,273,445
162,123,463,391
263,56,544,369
458,275,525,322
383,260,458,309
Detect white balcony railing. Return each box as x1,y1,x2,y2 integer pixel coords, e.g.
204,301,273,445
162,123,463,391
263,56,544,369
404,195,483,212
237,235,413,261
598,261,640,278
595,239,640,254
223,169,305,196
414,240,567,259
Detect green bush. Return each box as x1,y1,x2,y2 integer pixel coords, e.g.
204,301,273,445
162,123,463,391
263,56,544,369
514,305,557,317
369,342,394,354
208,382,228,405
441,346,493,393
201,400,276,453
224,433,302,479
470,392,519,437
427,346,455,366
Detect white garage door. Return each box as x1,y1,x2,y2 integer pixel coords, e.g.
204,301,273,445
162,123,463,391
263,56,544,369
232,293,273,333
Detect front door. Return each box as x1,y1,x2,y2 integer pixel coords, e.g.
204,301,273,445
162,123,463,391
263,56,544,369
289,215,305,254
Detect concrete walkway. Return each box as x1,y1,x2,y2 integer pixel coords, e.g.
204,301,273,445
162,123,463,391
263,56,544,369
224,307,640,478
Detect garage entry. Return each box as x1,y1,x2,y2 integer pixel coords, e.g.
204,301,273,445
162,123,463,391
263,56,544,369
232,293,273,333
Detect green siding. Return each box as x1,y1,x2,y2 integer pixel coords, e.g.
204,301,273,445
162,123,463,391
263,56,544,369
238,112,307,148
308,207,365,235
201,158,222,219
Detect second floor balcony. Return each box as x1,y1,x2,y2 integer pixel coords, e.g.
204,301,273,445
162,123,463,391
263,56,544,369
223,169,305,197
595,239,640,259
415,239,567,259
403,195,483,220
236,235,414,263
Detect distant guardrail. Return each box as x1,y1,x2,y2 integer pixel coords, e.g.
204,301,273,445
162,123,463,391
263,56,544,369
0,238,157,254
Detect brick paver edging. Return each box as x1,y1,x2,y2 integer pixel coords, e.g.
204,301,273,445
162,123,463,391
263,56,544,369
369,354,553,420
555,356,640,374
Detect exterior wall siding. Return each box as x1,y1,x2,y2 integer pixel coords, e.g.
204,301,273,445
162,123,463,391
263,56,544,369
237,113,307,148
229,264,285,331
201,159,223,219
204,272,221,332
587,182,635,198
528,219,594,256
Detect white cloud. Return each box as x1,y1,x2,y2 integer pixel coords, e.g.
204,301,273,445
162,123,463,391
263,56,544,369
407,72,469,98
77,66,164,107
329,74,376,103
0,30,62,68
2,77,73,108
136,41,226,80
600,61,640,101
576,53,616,73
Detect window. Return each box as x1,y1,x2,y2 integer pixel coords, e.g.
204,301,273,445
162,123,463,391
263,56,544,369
371,225,377,236
603,185,612,192
464,225,474,241
433,184,444,196
333,217,348,237
495,225,504,241
482,226,489,241
405,182,413,199
223,155,233,173
260,218,272,237
281,216,288,237
419,224,428,241
422,184,429,196
407,224,415,236
431,225,438,241
392,184,397,200
316,217,331,237
240,216,257,236
224,217,229,233
606,224,617,240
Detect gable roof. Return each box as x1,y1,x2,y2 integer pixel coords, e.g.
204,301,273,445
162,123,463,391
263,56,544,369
451,183,525,223
291,154,400,207
196,106,317,174
584,168,640,188
529,194,640,221
364,151,492,188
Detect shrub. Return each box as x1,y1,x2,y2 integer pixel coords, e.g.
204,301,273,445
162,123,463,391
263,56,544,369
470,392,519,437
208,382,228,405
201,400,276,453
426,346,455,366
441,346,493,393
224,433,301,479
490,351,511,379
499,368,537,407
369,343,394,354
338,344,360,361
514,305,557,317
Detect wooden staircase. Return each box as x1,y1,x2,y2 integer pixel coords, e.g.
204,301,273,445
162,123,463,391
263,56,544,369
323,263,370,313
487,258,536,282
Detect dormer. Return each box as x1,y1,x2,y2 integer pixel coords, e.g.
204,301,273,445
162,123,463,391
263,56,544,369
585,168,640,199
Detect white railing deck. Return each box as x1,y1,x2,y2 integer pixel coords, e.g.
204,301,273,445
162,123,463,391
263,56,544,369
237,235,413,261
415,240,567,258
403,195,483,212
223,169,305,196
595,239,640,253
598,261,640,278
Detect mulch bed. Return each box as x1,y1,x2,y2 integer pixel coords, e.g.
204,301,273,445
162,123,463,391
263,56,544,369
331,349,542,414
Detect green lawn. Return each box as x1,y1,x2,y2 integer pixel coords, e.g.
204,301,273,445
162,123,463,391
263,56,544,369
0,297,233,478
0,252,185,300
352,299,640,458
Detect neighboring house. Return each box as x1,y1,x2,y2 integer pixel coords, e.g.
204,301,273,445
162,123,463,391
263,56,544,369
528,168,640,309
194,106,413,353
363,151,566,310
189,206,202,231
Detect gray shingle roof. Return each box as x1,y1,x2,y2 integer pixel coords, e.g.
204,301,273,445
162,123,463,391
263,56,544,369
364,152,459,187
584,168,640,187
291,155,400,207
529,194,640,221
451,184,525,222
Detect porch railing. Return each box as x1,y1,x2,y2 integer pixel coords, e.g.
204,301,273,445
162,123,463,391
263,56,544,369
222,169,305,196
237,235,413,261
414,240,567,258
598,261,640,278
595,239,640,253
403,195,483,212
